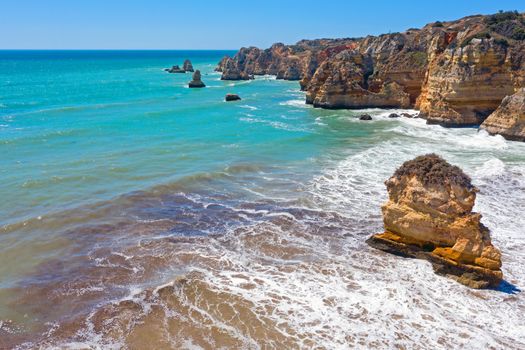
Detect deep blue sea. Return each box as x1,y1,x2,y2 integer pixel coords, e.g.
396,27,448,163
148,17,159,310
1,51,524,349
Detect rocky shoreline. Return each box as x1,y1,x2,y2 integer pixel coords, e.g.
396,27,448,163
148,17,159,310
216,11,525,141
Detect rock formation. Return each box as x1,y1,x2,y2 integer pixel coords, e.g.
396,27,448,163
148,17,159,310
167,65,185,73
188,70,205,88
359,114,372,120
218,11,525,137
367,154,503,289
225,93,241,102
480,88,525,141
183,59,194,72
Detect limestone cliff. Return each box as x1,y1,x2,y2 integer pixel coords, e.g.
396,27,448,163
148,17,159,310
367,154,503,289
219,11,525,133
480,88,525,141
216,40,357,82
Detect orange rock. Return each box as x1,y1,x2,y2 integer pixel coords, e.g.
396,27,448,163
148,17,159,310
367,154,503,289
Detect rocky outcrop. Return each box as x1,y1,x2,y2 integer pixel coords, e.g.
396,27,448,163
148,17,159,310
305,47,411,109
216,40,357,82
480,88,525,141
219,11,525,134
188,70,205,88
166,65,185,73
367,154,503,289
183,59,194,72
225,93,241,101
220,57,253,80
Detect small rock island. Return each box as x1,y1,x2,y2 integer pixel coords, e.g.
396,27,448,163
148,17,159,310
183,59,194,72
225,93,241,101
166,59,194,73
367,154,503,289
166,65,185,73
188,70,205,88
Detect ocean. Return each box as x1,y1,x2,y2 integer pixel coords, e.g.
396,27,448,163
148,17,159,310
1,50,524,349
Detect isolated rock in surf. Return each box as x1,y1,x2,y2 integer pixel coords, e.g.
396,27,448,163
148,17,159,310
167,65,185,73
367,154,503,289
225,93,241,101
480,88,525,141
188,70,206,88
183,59,194,72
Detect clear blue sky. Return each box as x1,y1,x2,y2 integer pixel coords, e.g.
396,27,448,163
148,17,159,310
2,0,525,49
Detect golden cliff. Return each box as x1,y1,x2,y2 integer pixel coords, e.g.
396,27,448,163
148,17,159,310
367,154,503,289
218,11,525,138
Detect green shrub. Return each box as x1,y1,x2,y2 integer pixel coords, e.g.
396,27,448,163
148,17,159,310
485,10,520,26
409,51,428,66
393,154,472,188
433,21,444,28
512,27,525,40
494,38,510,47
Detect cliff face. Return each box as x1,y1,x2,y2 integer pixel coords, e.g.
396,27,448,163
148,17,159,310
415,14,524,125
367,154,503,289
480,88,525,141
216,40,358,81
219,11,525,132
304,31,430,109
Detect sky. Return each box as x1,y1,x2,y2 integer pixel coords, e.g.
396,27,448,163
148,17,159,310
1,0,525,49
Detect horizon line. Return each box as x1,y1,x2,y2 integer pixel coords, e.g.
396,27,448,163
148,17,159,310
0,48,239,51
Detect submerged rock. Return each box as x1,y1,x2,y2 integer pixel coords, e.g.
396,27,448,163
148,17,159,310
188,70,206,88
480,88,525,141
225,93,241,102
183,59,194,72
359,114,372,120
388,113,400,118
167,65,185,73
367,154,503,289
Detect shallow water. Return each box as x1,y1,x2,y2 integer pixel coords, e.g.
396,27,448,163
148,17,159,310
0,51,524,349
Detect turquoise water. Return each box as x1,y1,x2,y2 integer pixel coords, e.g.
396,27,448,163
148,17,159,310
1,51,525,348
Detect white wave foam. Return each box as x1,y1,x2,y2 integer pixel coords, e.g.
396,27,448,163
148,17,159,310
239,104,258,111
279,99,309,108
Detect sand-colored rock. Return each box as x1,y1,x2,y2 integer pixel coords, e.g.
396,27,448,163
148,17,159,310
219,11,525,134
480,88,525,141
367,154,503,289
216,40,358,82
417,38,515,126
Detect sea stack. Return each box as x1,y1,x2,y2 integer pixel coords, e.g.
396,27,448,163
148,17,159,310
367,154,503,289
183,59,194,72
188,70,205,88
480,88,525,141
225,93,241,101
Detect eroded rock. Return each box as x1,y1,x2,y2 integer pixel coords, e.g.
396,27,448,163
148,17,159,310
367,154,503,289
167,65,185,73
183,59,194,72
188,70,206,88
480,88,525,141
225,93,241,102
